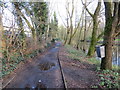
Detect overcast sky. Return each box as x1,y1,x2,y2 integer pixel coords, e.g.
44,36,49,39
2,0,105,28
48,0,105,26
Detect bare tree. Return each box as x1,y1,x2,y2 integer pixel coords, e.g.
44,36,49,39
64,0,85,45
82,0,101,56
0,12,3,59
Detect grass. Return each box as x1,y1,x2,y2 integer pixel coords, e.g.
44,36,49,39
65,45,86,61
87,57,100,65
115,39,120,41
65,44,100,65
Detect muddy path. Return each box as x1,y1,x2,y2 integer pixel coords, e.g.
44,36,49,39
3,42,65,89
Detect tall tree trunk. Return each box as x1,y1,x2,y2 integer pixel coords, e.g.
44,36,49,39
101,1,120,70
87,17,98,56
0,12,3,59
68,18,73,45
84,1,101,56
101,17,113,69
64,27,69,45
83,5,87,52
67,1,74,45
64,15,69,45
76,21,84,50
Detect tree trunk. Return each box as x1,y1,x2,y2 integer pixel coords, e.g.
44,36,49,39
87,17,98,56
101,20,113,69
76,24,83,50
68,19,73,45
83,7,87,52
68,34,72,45
101,1,120,70
84,1,101,56
64,27,69,45
101,37,113,70
0,12,3,59
13,3,37,45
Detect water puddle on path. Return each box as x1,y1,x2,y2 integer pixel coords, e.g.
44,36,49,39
38,61,55,71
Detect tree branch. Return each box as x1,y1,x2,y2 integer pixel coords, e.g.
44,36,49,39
97,31,104,41
81,0,94,17
13,3,36,39
113,2,120,37
94,1,101,16
114,24,120,37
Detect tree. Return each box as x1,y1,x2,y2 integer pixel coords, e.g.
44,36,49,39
76,15,84,50
12,2,37,44
101,1,120,70
51,12,58,39
64,0,84,45
13,2,26,48
0,2,4,59
82,0,101,56
0,10,3,59
32,2,48,42
67,1,74,45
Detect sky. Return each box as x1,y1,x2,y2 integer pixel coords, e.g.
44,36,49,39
48,0,104,26
1,0,105,28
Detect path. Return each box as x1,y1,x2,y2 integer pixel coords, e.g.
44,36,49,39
3,42,64,88
59,47,99,88
3,42,100,89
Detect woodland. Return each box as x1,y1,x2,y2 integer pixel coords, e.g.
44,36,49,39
0,0,120,89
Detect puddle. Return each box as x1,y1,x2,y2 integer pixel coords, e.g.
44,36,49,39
25,81,46,89
38,61,55,71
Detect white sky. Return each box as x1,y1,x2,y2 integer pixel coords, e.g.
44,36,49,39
1,0,105,28
48,0,105,26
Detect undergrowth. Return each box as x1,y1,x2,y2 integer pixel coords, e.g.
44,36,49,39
65,45,86,61
65,44,120,89
95,69,120,89
1,42,53,78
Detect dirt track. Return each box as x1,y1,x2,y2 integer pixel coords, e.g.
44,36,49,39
3,42,64,88
59,47,99,88
3,42,99,89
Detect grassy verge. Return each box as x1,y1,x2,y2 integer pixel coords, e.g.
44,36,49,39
65,45,86,61
115,39,120,41
65,44,120,89
65,45,100,65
